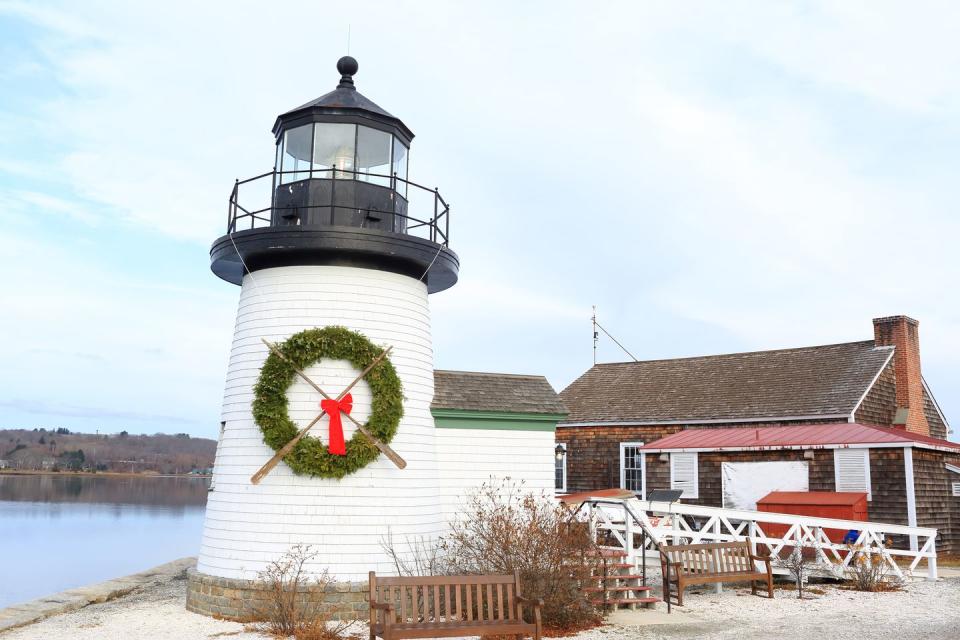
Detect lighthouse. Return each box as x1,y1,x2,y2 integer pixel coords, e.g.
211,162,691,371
188,57,459,619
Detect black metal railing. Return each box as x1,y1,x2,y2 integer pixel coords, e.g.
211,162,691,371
227,167,450,246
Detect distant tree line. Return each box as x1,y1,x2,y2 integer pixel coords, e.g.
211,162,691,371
0,429,216,474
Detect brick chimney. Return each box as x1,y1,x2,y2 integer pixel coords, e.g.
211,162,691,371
872,315,929,436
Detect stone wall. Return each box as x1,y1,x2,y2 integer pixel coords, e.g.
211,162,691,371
186,569,368,622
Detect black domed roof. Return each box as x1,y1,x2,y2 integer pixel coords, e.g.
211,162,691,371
272,57,413,144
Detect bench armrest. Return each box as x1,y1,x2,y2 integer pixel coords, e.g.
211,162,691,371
515,595,544,608
369,601,395,611
750,554,772,562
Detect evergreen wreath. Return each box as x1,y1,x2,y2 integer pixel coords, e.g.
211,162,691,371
252,326,403,479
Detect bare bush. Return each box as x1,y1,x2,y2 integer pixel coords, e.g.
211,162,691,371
382,530,449,577
776,545,817,599
438,479,603,630
846,543,902,592
254,544,355,640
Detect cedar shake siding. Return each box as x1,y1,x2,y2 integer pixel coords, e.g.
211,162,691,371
556,424,684,492
854,361,897,426
556,419,841,494
867,449,910,544
642,449,837,508
923,386,949,440
642,448,916,549
912,449,960,552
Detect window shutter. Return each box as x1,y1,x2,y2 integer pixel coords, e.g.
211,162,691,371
952,482,960,498
671,453,698,499
834,449,872,500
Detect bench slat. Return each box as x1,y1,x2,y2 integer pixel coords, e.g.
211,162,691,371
377,575,515,586
370,573,540,640
660,539,773,606
384,621,536,639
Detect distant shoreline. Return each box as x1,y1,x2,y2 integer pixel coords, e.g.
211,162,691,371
0,470,211,479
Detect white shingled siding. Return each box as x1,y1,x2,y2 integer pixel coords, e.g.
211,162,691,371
198,265,442,582
434,427,556,522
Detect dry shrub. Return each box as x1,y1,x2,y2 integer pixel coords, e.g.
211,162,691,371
775,545,817,599
845,543,903,592
382,531,448,577
254,544,356,640
439,480,603,630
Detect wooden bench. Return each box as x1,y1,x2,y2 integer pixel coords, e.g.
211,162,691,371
368,571,542,640
659,540,773,606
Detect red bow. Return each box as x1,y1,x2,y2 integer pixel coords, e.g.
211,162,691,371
320,393,352,456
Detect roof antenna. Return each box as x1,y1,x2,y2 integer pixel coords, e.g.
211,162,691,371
592,306,598,365
592,306,638,363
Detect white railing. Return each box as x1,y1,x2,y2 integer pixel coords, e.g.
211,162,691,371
583,498,938,582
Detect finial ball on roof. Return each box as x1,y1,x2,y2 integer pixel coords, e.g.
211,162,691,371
337,56,359,77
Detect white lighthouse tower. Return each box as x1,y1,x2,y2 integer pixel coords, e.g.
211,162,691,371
188,57,459,619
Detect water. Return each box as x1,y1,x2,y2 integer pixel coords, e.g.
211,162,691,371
0,474,209,609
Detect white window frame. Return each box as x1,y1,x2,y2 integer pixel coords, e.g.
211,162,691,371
554,443,567,493
670,452,699,499
834,448,872,501
948,464,960,497
619,442,646,498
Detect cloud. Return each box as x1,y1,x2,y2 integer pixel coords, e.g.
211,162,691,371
0,398,199,425
4,189,101,225
1,0,958,429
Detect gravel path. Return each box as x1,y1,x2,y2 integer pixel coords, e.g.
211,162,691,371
600,578,960,640
0,577,265,640
3,575,958,640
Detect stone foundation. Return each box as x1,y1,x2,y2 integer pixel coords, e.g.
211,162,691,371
185,569,368,621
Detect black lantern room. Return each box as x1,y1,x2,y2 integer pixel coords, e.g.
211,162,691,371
210,56,458,293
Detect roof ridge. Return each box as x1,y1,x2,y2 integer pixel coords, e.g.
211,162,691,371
592,339,886,367
434,370,547,379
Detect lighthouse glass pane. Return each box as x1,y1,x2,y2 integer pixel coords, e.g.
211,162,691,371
356,126,392,187
280,124,313,184
392,139,408,197
313,123,356,179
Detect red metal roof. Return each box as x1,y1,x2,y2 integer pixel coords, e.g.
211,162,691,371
756,491,867,506
640,422,960,453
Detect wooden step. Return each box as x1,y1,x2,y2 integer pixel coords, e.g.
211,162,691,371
599,573,647,581
583,585,651,593
590,597,659,607
587,549,628,558
604,562,636,570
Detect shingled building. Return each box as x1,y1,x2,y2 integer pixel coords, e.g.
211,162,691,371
556,316,959,551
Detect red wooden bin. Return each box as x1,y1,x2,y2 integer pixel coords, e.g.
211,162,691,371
756,491,868,543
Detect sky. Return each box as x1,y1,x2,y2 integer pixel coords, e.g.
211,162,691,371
1,1,958,439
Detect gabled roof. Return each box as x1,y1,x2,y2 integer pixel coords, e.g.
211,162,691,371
433,370,567,415
560,341,894,425
639,422,960,454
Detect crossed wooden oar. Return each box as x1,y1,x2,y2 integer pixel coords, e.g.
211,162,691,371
249,339,407,485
